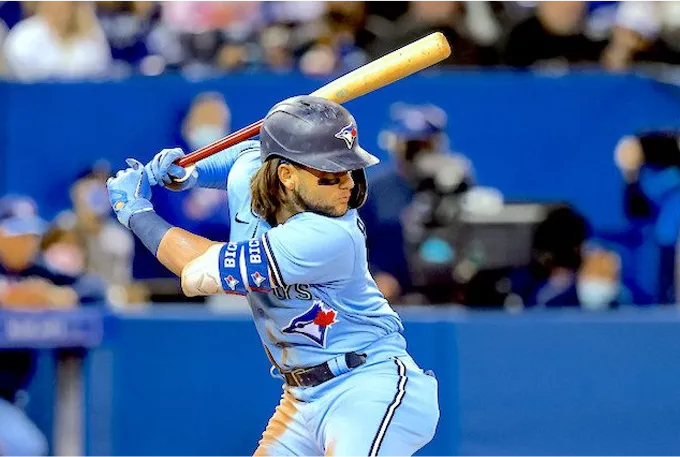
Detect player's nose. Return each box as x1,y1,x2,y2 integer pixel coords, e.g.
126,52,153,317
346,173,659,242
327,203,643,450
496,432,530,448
339,172,355,190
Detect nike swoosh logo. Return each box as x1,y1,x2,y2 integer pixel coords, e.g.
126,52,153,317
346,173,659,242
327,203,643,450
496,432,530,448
235,214,249,224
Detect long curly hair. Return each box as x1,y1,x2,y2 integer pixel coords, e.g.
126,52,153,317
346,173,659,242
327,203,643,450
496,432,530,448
250,158,287,225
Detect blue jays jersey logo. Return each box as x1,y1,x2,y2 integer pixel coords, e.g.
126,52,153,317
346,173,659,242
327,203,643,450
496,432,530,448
282,300,338,347
334,123,357,149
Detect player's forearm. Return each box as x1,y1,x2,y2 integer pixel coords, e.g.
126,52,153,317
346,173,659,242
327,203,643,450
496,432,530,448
157,228,218,276
129,211,219,276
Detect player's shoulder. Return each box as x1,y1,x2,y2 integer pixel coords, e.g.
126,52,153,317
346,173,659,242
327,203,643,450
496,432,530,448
227,141,262,190
231,140,262,168
287,209,357,228
277,210,362,246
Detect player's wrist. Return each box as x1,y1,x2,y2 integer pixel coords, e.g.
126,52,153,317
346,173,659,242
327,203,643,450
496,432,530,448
115,199,153,228
129,209,173,256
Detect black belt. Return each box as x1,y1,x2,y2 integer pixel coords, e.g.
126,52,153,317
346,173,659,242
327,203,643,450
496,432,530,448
283,352,366,387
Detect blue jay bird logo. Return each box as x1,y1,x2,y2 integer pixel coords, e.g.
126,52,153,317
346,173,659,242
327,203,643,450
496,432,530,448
225,275,239,290
251,271,267,289
334,123,357,149
282,300,338,347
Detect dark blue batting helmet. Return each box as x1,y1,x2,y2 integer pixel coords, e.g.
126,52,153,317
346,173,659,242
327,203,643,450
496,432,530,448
260,95,379,208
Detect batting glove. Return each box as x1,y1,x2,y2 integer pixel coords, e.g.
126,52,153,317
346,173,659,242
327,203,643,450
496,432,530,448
107,158,154,228
145,148,198,191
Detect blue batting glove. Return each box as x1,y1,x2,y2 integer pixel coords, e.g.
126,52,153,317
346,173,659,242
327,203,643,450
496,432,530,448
145,148,198,191
107,158,154,228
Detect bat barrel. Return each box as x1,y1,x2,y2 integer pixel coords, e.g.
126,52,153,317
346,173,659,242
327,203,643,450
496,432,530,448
175,32,450,169
310,32,451,104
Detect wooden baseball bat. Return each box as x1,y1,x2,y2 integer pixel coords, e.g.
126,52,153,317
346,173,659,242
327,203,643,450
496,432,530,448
176,32,451,170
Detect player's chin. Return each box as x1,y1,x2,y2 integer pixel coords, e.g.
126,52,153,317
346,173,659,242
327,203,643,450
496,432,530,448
326,202,349,217
335,202,350,215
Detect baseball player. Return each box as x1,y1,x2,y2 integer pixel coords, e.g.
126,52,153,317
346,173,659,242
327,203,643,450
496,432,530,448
106,96,440,456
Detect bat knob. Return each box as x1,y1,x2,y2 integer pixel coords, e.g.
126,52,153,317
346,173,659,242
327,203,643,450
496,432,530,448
167,164,197,191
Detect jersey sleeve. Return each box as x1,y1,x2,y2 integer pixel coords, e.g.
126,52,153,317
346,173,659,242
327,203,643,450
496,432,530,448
195,140,260,190
181,215,355,297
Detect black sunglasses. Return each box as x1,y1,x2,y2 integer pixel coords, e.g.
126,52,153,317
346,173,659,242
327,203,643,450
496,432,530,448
280,160,349,186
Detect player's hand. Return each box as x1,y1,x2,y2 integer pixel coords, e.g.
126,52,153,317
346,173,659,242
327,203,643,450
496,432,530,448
107,158,154,228
145,148,198,191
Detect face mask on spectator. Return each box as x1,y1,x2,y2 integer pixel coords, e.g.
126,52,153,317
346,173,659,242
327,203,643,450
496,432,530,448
85,182,112,217
187,125,227,151
43,242,85,276
577,278,618,310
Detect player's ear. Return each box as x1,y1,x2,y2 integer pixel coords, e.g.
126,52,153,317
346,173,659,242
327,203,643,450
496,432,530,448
277,163,297,191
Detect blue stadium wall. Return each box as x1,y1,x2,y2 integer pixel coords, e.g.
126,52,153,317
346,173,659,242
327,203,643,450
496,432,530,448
2,71,680,230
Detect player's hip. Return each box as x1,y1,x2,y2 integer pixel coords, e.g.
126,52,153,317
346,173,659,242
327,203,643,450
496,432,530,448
287,345,438,414
297,354,441,452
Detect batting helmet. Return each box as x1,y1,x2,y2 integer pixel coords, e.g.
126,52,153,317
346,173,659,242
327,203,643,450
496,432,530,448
260,95,379,209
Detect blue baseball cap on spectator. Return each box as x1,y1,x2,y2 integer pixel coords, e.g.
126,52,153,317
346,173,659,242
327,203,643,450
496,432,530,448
387,103,447,140
0,195,48,237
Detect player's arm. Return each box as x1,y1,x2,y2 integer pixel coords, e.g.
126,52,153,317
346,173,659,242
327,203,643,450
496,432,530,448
107,159,222,277
145,140,260,191
131,212,354,297
181,215,355,296
107,160,353,297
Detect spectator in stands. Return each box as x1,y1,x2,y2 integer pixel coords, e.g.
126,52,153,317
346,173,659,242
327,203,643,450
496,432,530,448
181,92,230,153
503,1,605,68
42,210,119,304
257,24,295,73
0,194,108,456
360,103,473,303
98,0,184,74
614,131,680,304
659,2,680,55
465,205,634,310
299,1,369,76
0,195,62,457
3,1,112,81
601,1,680,72
70,162,137,304
0,195,106,307
368,1,500,67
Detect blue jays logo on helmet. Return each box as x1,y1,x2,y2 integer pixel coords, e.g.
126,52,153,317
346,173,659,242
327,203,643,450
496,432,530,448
334,123,357,149
282,300,338,347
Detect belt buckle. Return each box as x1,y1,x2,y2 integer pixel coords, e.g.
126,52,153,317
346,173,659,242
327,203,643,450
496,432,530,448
288,368,307,387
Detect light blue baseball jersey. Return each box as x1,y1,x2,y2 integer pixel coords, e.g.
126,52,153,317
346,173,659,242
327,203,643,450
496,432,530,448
215,140,407,371
198,140,439,456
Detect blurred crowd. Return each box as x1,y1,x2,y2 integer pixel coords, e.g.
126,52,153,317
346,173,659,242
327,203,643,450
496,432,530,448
1,1,680,81
0,90,232,315
357,102,680,313
0,2,678,312
0,89,677,316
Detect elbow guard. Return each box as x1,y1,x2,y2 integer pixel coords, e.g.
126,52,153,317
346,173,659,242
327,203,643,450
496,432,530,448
181,244,225,297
